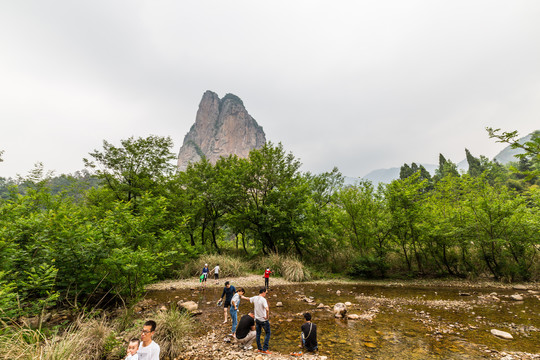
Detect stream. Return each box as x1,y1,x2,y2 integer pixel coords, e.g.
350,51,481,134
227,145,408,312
147,282,540,359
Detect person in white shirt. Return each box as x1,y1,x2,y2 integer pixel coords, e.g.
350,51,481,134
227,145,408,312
230,287,245,336
249,288,271,354
137,320,160,360
212,264,220,284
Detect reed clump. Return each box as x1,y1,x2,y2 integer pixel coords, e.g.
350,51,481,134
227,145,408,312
253,253,311,282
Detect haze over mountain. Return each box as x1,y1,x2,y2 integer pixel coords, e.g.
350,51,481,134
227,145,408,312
358,131,537,185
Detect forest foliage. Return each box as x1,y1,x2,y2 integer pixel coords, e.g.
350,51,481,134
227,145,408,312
0,130,539,321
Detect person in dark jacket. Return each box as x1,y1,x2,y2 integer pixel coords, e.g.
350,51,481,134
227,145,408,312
291,312,318,356
218,281,236,324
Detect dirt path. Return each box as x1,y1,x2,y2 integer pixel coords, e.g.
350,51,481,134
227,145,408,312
146,274,539,292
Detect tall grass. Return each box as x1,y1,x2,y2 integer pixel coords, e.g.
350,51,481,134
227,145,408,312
123,306,194,359
177,254,250,279
154,306,194,358
252,253,311,282
2,306,195,360
281,258,311,282
0,317,115,360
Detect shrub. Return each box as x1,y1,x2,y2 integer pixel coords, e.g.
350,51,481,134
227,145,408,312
348,255,388,278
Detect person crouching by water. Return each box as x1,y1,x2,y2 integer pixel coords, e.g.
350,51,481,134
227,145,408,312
230,287,245,337
234,312,256,350
291,312,318,356
218,281,236,325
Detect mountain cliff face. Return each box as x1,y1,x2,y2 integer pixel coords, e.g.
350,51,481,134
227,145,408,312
177,91,266,171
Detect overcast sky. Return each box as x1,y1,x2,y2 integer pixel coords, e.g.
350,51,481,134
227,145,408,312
1,1,539,179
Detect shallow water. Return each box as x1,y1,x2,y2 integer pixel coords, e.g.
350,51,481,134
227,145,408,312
147,282,540,359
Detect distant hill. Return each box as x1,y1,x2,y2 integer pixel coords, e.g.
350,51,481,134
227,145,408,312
361,164,438,185
492,133,532,164
359,130,537,185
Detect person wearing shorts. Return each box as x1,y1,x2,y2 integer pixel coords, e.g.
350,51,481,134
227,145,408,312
219,281,236,324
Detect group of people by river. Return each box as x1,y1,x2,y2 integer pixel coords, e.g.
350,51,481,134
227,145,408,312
201,264,318,356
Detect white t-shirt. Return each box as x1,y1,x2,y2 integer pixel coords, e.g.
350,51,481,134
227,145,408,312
231,293,241,308
250,295,269,322
126,354,138,360
137,340,160,360
214,265,219,274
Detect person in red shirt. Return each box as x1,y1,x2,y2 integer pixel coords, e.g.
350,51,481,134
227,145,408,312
263,268,272,289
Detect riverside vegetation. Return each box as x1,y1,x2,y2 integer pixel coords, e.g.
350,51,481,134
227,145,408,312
0,128,539,359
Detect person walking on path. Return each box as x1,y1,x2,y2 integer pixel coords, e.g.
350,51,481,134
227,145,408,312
218,281,236,324
230,287,245,337
234,312,256,350
263,267,272,290
201,264,209,288
212,264,220,284
249,287,271,354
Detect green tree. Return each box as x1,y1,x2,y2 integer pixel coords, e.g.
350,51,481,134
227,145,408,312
386,173,428,273
465,149,484,177
84,135,176,203
232,143,310,254
434,154,460,181
487,128,540,181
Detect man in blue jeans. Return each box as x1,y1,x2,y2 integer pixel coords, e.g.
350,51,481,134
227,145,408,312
249,287,271,354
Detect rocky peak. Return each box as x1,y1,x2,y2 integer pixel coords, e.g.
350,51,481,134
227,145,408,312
177,91,266,171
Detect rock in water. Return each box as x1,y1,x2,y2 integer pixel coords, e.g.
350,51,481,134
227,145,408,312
491,329,513,340
177,91,266,171
334,303,347,317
